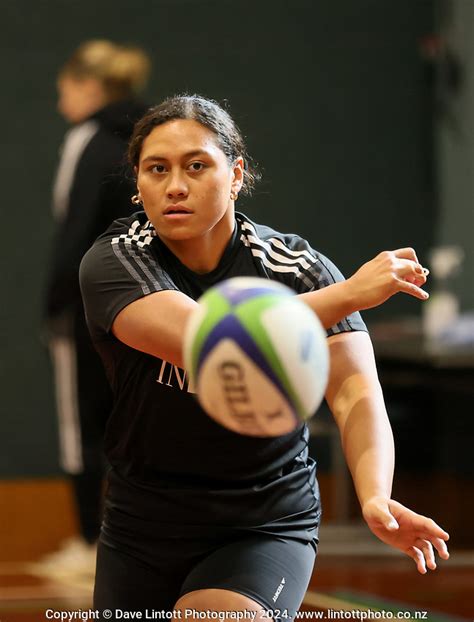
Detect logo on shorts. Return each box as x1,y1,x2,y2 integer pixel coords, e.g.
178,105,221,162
272,577,286,602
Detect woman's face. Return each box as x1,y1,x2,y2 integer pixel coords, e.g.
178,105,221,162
57,75,108,123
136,119,243,244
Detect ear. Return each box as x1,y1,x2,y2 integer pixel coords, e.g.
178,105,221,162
231,157,244,194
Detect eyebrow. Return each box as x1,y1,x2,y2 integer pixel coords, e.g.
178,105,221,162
141,149,213,164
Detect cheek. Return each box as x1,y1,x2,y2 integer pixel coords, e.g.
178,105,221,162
197,181,228,211
206,171,232,202
136,174,154,197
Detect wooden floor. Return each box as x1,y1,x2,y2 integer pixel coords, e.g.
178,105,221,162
1,480,471,621
0,552,472,621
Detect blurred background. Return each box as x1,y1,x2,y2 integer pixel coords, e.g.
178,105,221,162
0,0,472,619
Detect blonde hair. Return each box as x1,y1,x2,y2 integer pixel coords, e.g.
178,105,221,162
60,39,151,99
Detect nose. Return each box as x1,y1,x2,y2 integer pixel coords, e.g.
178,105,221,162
166,170,189,199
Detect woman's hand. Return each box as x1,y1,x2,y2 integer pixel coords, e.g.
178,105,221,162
362,496,450,574
346,248,429,310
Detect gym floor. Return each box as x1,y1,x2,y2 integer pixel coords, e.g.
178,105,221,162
0,548,472,621
1,480,472,622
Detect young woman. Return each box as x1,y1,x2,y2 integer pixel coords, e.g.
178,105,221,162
43,40,150,573
80,95,449,619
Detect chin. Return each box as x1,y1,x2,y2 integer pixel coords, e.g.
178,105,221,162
167,231,194,241
157,226,195,241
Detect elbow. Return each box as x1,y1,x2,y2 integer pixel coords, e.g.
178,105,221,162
327,373,383,426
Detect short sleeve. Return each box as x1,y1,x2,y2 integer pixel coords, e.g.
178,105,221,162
276,233,368,337
79,218,178,340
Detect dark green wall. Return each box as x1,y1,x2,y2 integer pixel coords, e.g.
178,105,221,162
436,0,474,310
0,0,434,476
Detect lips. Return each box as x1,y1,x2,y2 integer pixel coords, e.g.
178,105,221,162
163,205,192,215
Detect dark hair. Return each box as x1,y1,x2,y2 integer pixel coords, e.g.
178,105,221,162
128,94,260,195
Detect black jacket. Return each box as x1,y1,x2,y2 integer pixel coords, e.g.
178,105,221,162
44,99,148,322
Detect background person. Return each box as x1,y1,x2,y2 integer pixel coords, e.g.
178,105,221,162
41,39,151,575
80,95,449,616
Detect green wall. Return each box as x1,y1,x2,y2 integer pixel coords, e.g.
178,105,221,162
0,0,435,476
436,0,474,310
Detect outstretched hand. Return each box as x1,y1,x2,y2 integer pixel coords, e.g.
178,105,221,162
362,496,450,574
347,248,429,311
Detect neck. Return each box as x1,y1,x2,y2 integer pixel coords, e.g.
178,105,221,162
159,210,235,273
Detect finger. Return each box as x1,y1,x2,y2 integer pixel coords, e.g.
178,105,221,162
417,517,450,541
404,274,427,287
428,536,450,560
392,247,419,263
413,274,429,286
393,259,428,280
407,546,427,574
417,539,436,570
394,277,430,300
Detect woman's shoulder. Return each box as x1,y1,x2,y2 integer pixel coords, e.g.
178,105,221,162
79,211,177,338
96,210,154,242
82,211,156,271
235,211,352,296
236,211,320,258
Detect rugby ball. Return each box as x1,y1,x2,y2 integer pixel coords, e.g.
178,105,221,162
183,277,329,437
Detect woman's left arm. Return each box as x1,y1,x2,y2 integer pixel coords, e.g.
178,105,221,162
325,331,450,574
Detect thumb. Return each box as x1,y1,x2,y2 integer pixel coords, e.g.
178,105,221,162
383,514,399,531
370,504,399,530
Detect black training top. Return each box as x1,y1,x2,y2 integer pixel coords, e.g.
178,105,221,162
79,211,367,544
80,209,367,484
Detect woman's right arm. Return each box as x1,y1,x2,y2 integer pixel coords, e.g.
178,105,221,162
112,290,198,367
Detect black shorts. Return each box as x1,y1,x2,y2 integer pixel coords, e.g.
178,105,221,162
94,532,316,620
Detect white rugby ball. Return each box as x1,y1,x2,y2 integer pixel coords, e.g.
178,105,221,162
183,277,329,437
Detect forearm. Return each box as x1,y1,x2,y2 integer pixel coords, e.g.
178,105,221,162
298,281,357,329
325,332,395,508
299,248,430,329
332,375,395,506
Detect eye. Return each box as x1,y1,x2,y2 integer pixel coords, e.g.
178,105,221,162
188,161,205,172
150,164,167,174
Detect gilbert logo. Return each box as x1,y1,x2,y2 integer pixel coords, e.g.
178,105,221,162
219,361,254,420
272,577,286,602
